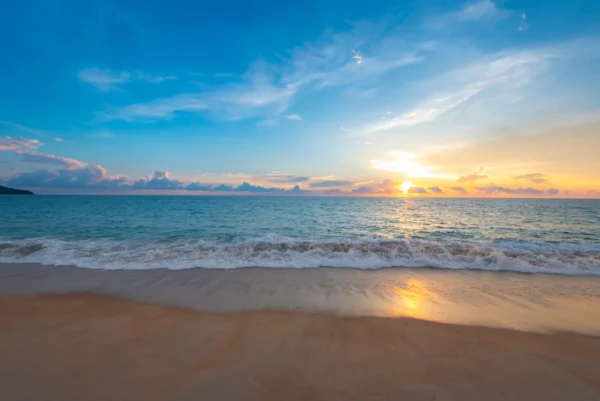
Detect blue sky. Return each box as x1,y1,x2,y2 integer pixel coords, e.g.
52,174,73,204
1,0,600,196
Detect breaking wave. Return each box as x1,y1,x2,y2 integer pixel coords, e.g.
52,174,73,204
1,235,599,275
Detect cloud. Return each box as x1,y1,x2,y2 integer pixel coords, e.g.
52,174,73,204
105,94,208,121
352,179,399,194
260,174,311,184
135,71,176,83
107,20,421,122
78,68,131,92
408,186,428,194
154,170,170,179
364,49,554,133
132,171,181,190
310,180,354,188
447,186,468,194
428,186,444,193
235,182,284,193
0,136,40,152
514,173,548,184
53,137,63,142
457,167,488,183
19,152,87,169
325,189,345,194
287,114,302,121
287,185,311,194
476,185,544,195
79,68,176,92
455,0,498,21
8,165,127,189
0,121,44,137
547,188,559,195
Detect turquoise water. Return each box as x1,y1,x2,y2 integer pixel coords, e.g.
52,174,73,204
1,196,599,274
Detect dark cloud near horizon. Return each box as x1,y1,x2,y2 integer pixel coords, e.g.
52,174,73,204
352,179,399,194
260,174,311,184
447,186,468,194
310,179,354,188
408,186,428,194
476,185,544,195
428,186,443,193
7,165,127,189
547,188,559,195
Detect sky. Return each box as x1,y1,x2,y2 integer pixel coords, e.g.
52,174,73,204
1,0,599,197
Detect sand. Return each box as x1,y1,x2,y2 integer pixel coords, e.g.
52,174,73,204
1,293,600,401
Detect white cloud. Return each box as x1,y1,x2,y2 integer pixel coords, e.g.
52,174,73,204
106,94,208,121
364,49,555,133
106,19,421,122
78,68,131,92
287,114,302,120
0,136,40,152
54,137,63,142
79,68,176,91
19,152,87,169
455,0,498,21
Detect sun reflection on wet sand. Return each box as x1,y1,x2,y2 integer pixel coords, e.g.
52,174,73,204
385,279,438,319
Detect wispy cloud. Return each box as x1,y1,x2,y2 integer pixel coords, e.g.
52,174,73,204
287,114,302,121
78,68,131,92
259,174,311,184
364,49,555,133
454,0,499,21
457,167,488,183
53,137,63,142
431,0,503,28
19,152,87,169
104,94,207,121
79,68,176,92
0,137,40,152
105,20,421,122
0,121,44,137
514,173,548,184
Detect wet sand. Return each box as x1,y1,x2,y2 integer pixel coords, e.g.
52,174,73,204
1,293,600,401
2,263,600,333
2,263,600,400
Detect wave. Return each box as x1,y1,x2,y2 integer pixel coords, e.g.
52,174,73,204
0,235,599,275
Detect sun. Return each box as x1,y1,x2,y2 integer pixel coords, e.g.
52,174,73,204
400,181,414,194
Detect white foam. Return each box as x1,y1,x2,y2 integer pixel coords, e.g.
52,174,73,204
0,235,599,275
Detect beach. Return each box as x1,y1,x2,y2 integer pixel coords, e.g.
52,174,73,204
2,263,600,401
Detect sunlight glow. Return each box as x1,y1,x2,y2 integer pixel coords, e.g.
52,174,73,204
400,181,414,193
371,151,436,178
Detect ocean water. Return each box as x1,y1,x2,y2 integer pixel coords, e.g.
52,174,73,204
1,196,599,274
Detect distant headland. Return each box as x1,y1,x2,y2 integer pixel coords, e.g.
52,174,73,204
0,185,34,195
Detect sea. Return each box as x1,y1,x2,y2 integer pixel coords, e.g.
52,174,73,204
1,196,599,275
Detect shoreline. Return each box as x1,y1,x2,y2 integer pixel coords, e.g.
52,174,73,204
2,262,600,334
2,292,600,401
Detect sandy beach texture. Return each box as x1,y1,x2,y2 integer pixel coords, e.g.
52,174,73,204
2,263,600,400
1,293,600,401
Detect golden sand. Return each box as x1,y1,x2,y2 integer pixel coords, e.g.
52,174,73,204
1,293,599,401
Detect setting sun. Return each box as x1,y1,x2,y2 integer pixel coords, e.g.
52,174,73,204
400,181,414,193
